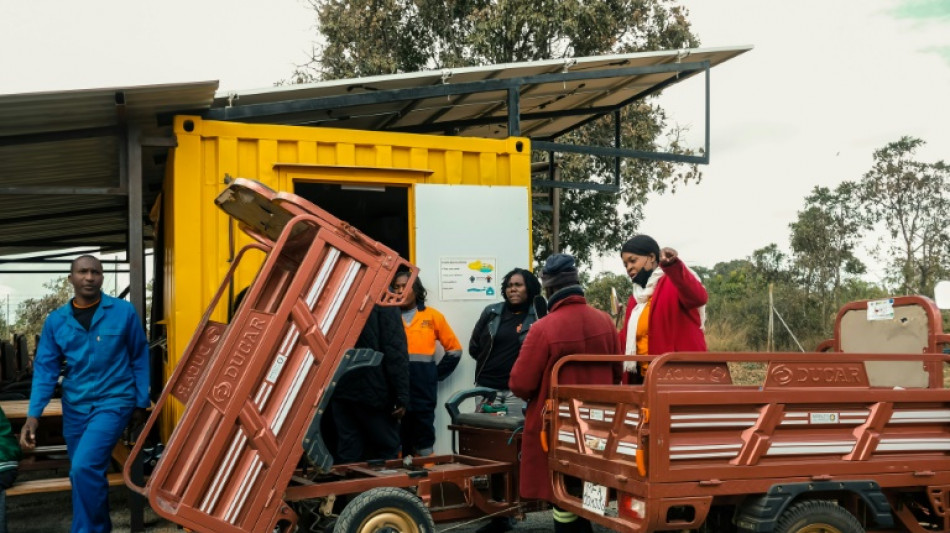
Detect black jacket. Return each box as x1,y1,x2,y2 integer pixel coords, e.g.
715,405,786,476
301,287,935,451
332,306,410,410
469,301,539,389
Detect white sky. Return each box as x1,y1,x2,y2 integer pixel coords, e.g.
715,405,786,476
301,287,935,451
2,0,949,308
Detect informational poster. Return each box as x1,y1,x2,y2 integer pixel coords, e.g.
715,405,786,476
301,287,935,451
439,257,498,300
867,298,895,321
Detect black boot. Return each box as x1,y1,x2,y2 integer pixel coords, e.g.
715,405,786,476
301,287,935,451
476,516,514,533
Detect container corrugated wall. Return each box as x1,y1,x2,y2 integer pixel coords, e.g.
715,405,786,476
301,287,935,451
162,116,531,431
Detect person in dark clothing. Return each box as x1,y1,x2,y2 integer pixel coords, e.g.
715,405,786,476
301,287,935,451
469,268,542,410
330,305,410,463
0,405,21,533
393,272,462,457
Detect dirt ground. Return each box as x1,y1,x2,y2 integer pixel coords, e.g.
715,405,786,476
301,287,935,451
7,486,178,532
7,486,613,532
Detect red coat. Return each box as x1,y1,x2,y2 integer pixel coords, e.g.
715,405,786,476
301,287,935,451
508,293,620,501
619,257,708,356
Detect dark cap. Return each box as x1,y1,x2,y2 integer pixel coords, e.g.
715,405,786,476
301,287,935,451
621,235,660,259
541,253,579,288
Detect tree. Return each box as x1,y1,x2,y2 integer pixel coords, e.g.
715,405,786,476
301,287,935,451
583,271,630,327
14,277,71,344
297,0,703,265
857,137,950,296
788,183,866,316
0,306,8,342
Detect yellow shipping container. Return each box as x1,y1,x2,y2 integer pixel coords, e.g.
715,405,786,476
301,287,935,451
162,116,532,431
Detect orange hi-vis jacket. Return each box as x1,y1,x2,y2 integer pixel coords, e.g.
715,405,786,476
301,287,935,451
402,306,462,411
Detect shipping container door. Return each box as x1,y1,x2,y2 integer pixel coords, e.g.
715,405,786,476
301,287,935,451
413,184,531,455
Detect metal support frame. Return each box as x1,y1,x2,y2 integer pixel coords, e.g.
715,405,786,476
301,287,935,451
208,61,709,121
529,62,710,193
123,123,147,533
507,87,521,137
206,60,713,195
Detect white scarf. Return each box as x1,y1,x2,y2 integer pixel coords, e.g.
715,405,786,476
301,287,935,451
623,267,706,371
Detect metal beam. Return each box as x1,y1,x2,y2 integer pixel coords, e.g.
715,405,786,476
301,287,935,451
0,229,127,246
124,127,146,324
0,268,130,274
388,104,617,134
531,179,622,192
542,62,709,141
141,136,178,148
123,123,147,533
0,205,125,226
0,247,109,264
0,186,126,196
0,125,119,147
531,140,708,165
207,61,710,121
507,88,521,137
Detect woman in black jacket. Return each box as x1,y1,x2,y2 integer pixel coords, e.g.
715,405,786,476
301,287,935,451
469,267,542,408
468,267,542,533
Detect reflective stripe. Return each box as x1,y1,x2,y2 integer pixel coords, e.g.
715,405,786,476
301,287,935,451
409,353,433,362
553,508,579,523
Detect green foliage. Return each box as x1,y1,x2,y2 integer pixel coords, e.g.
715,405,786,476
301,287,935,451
0,305,8,342
857,136,950,296
297,0,704,265
14,277,71,343
583,271,630,321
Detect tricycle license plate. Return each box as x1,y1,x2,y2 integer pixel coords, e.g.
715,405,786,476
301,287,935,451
582,481,607,516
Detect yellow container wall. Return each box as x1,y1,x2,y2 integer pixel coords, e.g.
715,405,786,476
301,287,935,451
162,116,531,430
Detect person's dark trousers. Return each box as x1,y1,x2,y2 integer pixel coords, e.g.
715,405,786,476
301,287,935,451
0,468,15,533
400,408,435,456
331,399,400,463
63,405,133,533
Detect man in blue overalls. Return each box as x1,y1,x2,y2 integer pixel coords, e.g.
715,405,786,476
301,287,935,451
20,255,149,533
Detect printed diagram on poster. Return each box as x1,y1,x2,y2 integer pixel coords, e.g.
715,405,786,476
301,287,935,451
867,298,895,321
440,257,497,300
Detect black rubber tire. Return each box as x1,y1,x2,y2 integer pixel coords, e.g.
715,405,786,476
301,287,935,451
334,487,435,533
773,500,864,533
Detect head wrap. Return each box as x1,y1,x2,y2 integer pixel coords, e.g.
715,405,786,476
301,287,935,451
541,253,580,289
622,235,660,288
621,235,660,260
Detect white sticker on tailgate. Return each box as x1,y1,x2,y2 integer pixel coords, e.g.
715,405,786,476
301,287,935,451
809,412,839,424
265,355,288,383
582,481,608,516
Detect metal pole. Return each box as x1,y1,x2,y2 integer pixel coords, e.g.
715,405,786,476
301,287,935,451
124,124,146,533
507,87,521,137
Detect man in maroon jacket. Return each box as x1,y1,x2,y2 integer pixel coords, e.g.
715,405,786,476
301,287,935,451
509,253,620,533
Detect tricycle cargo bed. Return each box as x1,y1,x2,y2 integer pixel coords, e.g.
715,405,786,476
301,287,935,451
546,295,950,532
124,179,416,533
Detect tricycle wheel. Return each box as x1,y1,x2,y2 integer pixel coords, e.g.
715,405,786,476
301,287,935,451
773,500,863,533
334,487,434,533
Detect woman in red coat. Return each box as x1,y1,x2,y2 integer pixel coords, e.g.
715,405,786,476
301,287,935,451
618,235,707,382
509,253,620,533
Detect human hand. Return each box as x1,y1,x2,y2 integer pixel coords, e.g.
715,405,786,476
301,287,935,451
659,247,678,267
126,408,147,443
392,406,406,420
19,417,39,451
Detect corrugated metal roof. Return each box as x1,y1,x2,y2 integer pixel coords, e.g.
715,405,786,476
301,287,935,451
0,81,218,258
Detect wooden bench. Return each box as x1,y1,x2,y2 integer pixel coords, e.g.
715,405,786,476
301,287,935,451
7,472,125,496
